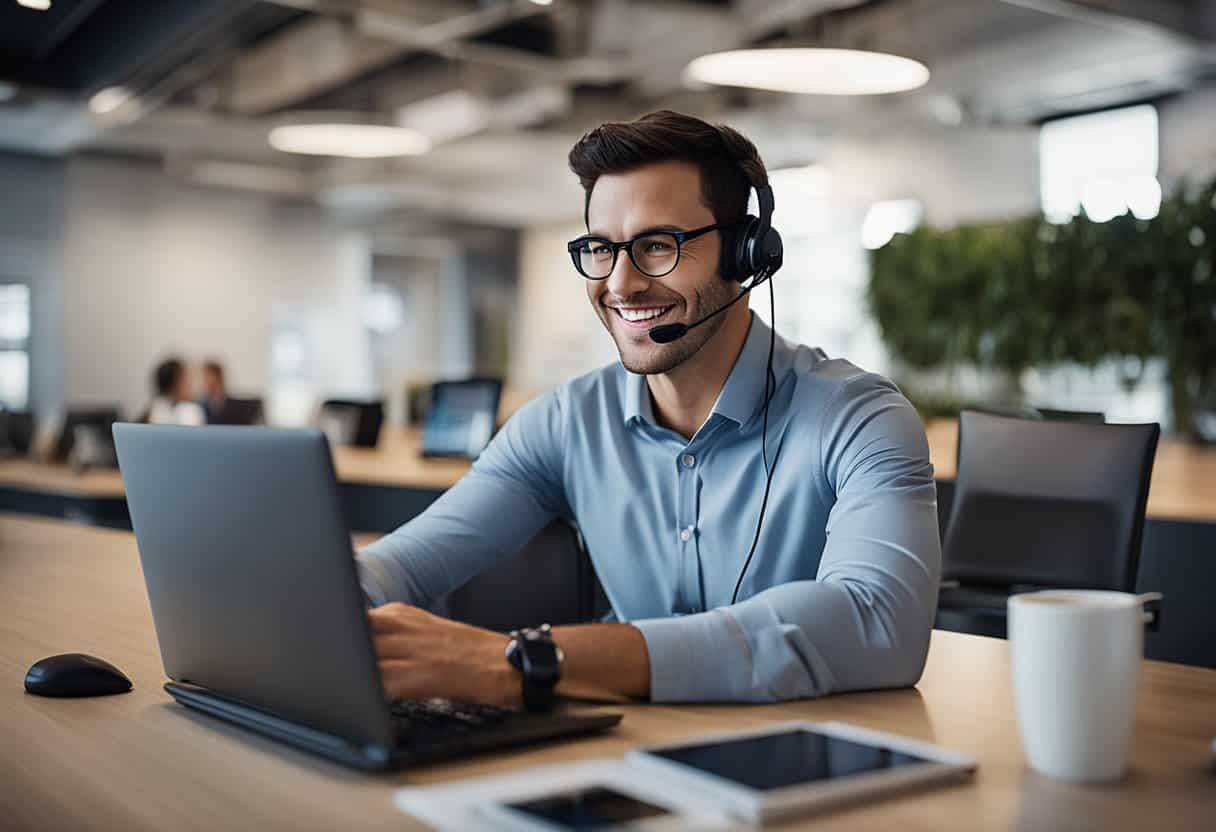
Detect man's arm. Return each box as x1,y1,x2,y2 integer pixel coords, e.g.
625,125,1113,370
368,604,649,704
370,375,937,706
357,390,568,607
631,376,941,702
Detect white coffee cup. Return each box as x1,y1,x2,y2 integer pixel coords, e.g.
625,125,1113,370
1008,590,1161,783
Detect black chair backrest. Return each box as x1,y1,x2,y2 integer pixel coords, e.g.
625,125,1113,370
54,407,122,461
434,519,598,632
319,399,383,448
0,408,35,455
1035,408,1105,423
943,410,1159,591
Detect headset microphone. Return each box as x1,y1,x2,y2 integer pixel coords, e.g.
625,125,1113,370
647,271,769,344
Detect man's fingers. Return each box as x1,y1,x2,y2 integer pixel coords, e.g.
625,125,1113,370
370,634,415,661
378,659,440,701
366,612,402,634
367,603,426,633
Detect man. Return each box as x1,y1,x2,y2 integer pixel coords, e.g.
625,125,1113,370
359,110,940,706
199,360,228,424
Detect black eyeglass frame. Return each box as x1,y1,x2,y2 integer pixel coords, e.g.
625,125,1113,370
566,221,734,280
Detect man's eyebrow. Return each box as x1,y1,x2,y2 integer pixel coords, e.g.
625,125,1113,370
587,223,688,239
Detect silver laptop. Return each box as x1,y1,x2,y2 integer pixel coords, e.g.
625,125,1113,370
113,423,620,770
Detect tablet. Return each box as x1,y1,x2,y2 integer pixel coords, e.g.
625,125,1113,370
480,784,740,831
627,721,977,824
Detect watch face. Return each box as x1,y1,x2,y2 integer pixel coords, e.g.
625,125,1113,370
519,638,560,681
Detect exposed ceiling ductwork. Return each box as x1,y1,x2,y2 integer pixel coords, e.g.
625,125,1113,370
2,0,1214,225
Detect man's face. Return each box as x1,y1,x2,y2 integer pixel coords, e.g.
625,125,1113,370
584,161,737,375
201,368,224,400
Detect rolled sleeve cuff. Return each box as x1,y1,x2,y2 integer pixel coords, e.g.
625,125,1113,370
355,551,393,607
632,609,753,703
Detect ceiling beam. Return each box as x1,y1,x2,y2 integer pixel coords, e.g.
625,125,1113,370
220,16,406,114
223,0,554,115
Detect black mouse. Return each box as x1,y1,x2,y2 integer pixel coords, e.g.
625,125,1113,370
24,653,133,697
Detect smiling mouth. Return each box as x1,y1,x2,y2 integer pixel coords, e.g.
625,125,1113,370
609,304,677,329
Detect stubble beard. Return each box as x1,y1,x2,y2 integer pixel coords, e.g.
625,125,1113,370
605,276,740,376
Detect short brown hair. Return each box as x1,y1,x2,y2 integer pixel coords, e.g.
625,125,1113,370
567,110,768,228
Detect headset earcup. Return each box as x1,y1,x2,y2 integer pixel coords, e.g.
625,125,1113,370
759,226,784,275
731,214,760,281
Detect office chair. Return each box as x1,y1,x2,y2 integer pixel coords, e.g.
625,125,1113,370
936,410,1159,639
0,408,35,456
212,397,264,426
318,399,384,448
1034,408,1105,423
432,519,600,632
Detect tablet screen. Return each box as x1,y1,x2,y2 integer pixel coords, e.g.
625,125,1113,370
649,728,932,791
505,786,670,828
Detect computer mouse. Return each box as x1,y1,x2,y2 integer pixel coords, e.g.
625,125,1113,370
24,653,133,697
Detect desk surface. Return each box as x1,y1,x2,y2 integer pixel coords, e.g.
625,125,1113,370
1,515,1213,831
0,427,472,499
2,419,1215,522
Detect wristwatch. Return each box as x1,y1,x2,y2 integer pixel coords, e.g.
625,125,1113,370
505,624,564,712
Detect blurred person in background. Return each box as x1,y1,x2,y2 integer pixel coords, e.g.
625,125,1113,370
200,359,232,425
145,358,205,426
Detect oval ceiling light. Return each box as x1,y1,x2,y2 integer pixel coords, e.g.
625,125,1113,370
685,48,929,96
268,124,431,159
89,86,134,115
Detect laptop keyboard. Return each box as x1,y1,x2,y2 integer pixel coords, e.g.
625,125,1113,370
389,698,515,747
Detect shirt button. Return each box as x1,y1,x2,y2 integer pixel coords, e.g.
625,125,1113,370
679,526,693,542
681,453,696,468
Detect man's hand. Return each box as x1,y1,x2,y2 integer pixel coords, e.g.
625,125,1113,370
367,603,518,706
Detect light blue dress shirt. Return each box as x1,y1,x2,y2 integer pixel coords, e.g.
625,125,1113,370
358,314,941,703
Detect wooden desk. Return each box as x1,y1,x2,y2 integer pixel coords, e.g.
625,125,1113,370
925,418,1216,523
0,427,472,500
3,421,1215,521
2,516,1213,831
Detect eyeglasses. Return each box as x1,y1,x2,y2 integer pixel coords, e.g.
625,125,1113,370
566,222,732,280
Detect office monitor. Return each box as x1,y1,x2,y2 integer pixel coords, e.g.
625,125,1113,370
318,399,384,448
421,378,503,459
53,407,122,463
208,396,264,426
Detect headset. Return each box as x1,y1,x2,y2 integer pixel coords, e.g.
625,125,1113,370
646,165,785,606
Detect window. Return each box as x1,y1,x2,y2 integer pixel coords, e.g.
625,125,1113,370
0,284,30,410
1040,104,1160,223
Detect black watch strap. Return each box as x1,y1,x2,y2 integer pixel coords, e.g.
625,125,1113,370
506,624,562,713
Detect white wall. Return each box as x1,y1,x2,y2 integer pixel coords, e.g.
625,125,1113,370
1159,84,1216,187
824,123,1041,227
511,220,618,393
59,156,375,422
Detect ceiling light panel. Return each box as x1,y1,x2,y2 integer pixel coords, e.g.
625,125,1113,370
685,48,930,96
268,124,431,158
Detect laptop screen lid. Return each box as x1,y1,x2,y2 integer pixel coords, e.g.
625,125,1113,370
113,424,393,749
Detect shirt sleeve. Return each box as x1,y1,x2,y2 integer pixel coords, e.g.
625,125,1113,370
632,375,941,702
356,390,569,607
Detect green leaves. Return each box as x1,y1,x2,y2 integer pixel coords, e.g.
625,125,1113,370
867,178,1216,437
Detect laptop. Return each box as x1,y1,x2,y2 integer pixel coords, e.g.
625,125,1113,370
113,423,621,771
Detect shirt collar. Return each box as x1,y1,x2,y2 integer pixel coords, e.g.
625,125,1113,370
709,312,773,429
622,312,775,430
